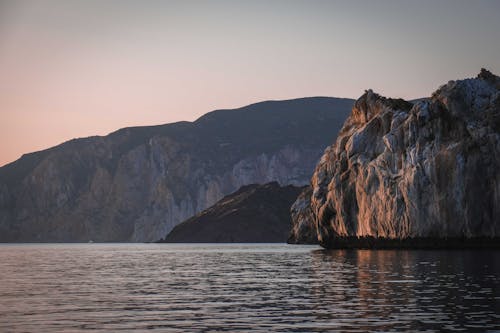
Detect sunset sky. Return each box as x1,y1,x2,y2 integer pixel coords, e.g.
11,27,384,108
1,0,499,166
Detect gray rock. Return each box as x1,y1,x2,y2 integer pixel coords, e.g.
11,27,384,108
287,186,318,244
292,69,500,247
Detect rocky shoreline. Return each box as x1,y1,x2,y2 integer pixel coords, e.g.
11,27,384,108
290,69,500,249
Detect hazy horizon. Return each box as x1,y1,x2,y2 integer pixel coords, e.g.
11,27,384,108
1,0,500,166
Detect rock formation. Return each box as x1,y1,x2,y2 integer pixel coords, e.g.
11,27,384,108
160,182,304,243
0,97,353,242
287,186,318,244
291,69,500,248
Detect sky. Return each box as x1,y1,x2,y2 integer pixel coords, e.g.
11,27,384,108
0,0,499,166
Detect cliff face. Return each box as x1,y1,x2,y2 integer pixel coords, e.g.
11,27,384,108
161,182,304,243
292,70,500,247
287,186,318,244
0,97,353,242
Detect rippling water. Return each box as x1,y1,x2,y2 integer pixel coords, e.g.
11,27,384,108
0,244,499,332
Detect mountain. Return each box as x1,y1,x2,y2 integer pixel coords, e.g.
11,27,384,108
0,97,353,242
291,69,500,248
159,182,303,243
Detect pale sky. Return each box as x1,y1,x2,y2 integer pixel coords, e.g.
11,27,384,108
1,0,499,166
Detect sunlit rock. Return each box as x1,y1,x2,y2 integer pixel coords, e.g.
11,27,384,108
292,69,500,248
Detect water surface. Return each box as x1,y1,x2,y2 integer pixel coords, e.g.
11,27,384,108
0,244,498,332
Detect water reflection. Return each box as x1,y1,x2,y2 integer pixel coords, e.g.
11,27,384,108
0,244,498,332
310,249,500,331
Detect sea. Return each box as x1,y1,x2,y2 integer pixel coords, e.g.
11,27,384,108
0,243,498,332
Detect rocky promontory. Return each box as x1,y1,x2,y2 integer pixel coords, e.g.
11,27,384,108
160,182,303,243
291,69,500,248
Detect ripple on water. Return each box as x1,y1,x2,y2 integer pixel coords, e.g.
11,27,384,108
0,244,499,332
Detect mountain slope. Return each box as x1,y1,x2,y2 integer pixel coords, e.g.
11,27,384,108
0,97,353,242
291,70,500,248
160,182,304,243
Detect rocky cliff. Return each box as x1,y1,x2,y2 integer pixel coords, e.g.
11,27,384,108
287,186,318,244
160,182,303,243
0,97,353,242
291,70,500,248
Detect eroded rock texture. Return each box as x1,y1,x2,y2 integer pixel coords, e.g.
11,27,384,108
292,70,500,247
287,186,318,244
0,97,352,242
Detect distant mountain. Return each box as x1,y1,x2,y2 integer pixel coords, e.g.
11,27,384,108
159,182,304,243
291,69,500,248
0,97,353,242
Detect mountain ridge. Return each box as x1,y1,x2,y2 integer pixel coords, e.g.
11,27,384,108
0,96,353,242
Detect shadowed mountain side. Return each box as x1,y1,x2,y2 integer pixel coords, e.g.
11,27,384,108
159,182,304,243
0,97,353,242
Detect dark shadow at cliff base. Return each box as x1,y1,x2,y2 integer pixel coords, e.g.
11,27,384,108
320,236,500,249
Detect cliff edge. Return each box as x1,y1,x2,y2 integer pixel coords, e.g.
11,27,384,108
291,69,500,248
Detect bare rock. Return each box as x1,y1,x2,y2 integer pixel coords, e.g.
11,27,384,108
287,186,318,244
292,70,500,248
